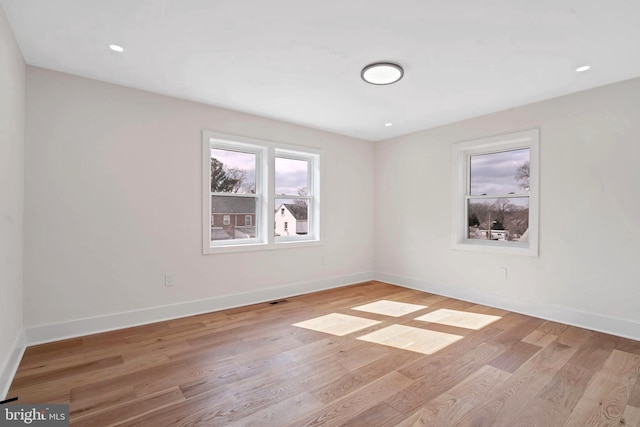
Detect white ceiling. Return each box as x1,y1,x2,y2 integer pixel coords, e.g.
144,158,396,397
3,0,640,141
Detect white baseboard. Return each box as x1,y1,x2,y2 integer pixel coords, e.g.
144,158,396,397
375,271,640,342
1,329,25,400
25,272,374,345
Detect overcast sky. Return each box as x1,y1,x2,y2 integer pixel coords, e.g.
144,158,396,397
211,149,308,196
470,148,529,196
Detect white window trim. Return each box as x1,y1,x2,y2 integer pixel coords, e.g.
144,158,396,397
452,129,539,256
274,148,320,243
202,131,321,254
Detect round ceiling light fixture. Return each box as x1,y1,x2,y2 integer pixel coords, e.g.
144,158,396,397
575,65,590,72
361,62,404,85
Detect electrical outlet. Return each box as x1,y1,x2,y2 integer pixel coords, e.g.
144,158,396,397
165,274,174,287
497,268,507,279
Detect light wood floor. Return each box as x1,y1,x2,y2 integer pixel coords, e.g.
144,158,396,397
8,281,640,426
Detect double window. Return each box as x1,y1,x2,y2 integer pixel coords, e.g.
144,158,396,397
452,129,539,256
203,131,320,253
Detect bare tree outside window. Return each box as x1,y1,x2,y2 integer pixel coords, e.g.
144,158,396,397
515,160,530,191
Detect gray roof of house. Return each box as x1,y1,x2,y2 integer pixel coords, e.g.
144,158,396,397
212,196,255,214
283,203,308,220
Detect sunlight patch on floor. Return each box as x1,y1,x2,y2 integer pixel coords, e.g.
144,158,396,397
292,313,381,336
351,300,427,317
357,324,463,355
415,309,501,330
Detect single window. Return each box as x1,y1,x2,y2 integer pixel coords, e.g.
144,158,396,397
452,129,539,256
203,131,321,253
274,151,317,242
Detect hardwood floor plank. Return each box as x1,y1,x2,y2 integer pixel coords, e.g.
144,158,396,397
72,387,186,427
556,325,593,347
339,402,407,427
10,355,124,390
563,350,640,427
522,329,558,347
227,392,323,427
6,281,640,426
488,340,542,373
528,341,577,370
447,365,512,407
452,364,554,427
311,350,421,404
536,363,597,414
293,371,413,426
397,327,503,380
628,376,640,408
387,342,504,414
537,321,569,336
122,386,236,426
622,405,640,427
509,396,571,427
396,394,473,427
399,364,512,427
565,332,615,371
13,353,86,379
70,385,135,418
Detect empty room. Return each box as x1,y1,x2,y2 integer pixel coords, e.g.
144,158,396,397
1,1,639,426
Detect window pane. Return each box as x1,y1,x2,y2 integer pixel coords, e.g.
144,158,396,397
211,195,257,241
467,197,529,242
275,157,309,196
470,149,530,195
274,199,308,236
210,148,256,194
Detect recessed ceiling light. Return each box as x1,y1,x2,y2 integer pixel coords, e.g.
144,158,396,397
361,62,404,85
576,65,590,72
384,123,393,127
109,44,124,53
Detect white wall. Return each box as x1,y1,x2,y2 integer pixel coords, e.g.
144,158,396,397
24,67,374,339
0,3,25,397
375,77,640,340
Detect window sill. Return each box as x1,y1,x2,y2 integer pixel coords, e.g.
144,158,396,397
452,240,538,257
204,239,321,255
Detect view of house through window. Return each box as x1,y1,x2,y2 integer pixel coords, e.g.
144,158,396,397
275,156,310,237
467,148,530,242
210,148,258,241
203,131,320,253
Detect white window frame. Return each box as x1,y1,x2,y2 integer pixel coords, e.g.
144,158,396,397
223,215,231,226
274,149,319,243
245,215,252,227
452,129,539,256
202,131,321,254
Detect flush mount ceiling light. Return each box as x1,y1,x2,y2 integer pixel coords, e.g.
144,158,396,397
576,65,590,72
361,62,404,85
109,44,124,53
384,123,393,127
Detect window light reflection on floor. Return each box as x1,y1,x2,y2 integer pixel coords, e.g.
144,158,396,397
291,301,502,356
415,308,501,330
351,299,427,317
291,313,380,336
357,324,463,355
